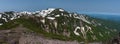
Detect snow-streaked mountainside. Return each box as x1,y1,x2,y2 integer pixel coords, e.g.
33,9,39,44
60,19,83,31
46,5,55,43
0,8,119,43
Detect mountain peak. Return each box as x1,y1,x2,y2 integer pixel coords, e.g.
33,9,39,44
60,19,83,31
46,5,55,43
0,8,118,43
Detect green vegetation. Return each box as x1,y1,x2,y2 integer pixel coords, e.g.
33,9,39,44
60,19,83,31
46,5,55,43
0,18,114,42
0,14,118,43
0,18,71,41
0,20,19,30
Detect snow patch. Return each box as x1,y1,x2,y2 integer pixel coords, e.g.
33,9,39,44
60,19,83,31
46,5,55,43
74,26,80,36
0,23,3,25
59,9,64,12
54,21,57,28
20,11,32,15
17,16,21,18
55,15,60,17
81,27,85,35
47,17,55,20
74,15,91,24
61,13,64,15
0,14,2,18
2,18,8,22
10,17,14,20
37,8,55,17
69,14,72,17
40,19,45,24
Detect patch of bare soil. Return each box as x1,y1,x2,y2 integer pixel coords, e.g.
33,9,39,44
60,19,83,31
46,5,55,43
0,25,102,44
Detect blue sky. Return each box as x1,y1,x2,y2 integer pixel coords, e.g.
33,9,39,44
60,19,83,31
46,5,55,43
0,0,120,15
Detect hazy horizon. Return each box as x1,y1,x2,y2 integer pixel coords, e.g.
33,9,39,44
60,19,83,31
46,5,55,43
0,0,120,15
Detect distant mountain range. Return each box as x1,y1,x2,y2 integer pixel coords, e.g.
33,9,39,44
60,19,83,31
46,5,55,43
78,12,120,22
0,8,119,44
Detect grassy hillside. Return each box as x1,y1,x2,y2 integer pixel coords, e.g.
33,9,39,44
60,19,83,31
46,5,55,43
0,16,118,43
